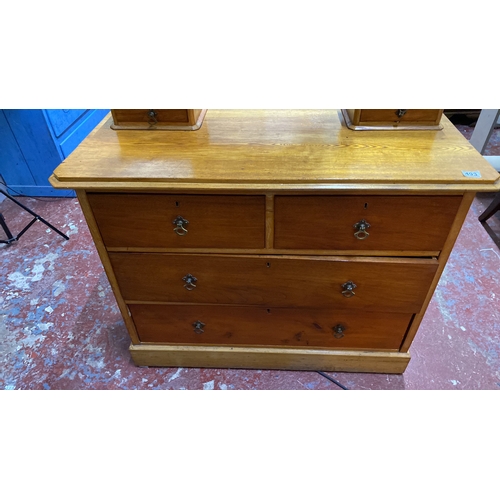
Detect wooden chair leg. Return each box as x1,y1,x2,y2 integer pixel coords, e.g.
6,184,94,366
478,191,500,222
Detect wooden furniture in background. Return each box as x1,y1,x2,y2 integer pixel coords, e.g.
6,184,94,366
50,110,500,374
110,109,207,130
472,109,500,247
342,109,443,130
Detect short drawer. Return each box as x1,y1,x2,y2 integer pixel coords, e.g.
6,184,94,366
111,253,438,313
130,304,412,350
274,195,462,252
110,109,206,130
358,109,442,125
112,109,190,124
344,109,443,128
88,194,266,249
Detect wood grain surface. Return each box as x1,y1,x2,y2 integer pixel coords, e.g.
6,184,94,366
87,193,265,248
274,194,462,251
112,109,189,124
51,110,500,190
129,344,411,373
358,109,442,125
129,303,412,350
110,253,438,312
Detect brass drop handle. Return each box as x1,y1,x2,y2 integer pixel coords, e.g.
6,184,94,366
173,216,189,236
333,324,346,339
353,219,370,240
148,109,158,125
183,274,198,290
193,321,205,334
396,109,407,118
342,281,357,298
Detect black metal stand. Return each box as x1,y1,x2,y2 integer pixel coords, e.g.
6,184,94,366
0,188,69,245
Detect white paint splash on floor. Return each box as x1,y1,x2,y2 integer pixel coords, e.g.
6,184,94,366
168,368,183,382
52,280,65,297
480,248,500,260
66,223,78,236
8,272,31,291
31,253,59,282
57,368,77,380
8,253,60,291
37,322,54,332
203,380,214,390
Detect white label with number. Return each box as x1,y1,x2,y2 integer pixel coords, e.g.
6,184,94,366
462,171,482,178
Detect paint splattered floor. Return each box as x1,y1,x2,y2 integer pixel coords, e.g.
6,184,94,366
1,125,500,390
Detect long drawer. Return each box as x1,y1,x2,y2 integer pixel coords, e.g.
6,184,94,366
111,253,438,313
274,195,462,251
88,193,266,249
129,304,412,350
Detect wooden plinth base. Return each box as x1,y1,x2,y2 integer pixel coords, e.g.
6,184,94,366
129,344,411,374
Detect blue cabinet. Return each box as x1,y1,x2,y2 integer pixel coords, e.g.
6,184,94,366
0,109,109,197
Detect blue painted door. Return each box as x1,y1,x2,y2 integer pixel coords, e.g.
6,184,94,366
0,109,109,197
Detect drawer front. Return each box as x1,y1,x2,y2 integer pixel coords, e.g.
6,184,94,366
45,109,88,137
88,194,266,248
130,304,411,350
112,109,189,124
358,109,441,125
274,195,461,251
111,254,438,313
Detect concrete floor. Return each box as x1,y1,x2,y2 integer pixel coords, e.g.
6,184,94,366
1,124,500,390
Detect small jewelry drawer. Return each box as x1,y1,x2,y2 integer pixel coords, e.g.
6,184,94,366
274,195,462,252
111,253,438,313
343,109,443,129
88,193,266,249
110,109,206,130
129,304,412,350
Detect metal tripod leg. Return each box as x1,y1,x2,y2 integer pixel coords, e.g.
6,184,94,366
0,188,69,245
0,212,16,244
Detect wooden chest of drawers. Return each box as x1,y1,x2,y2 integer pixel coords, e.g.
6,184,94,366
50,110,500,373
